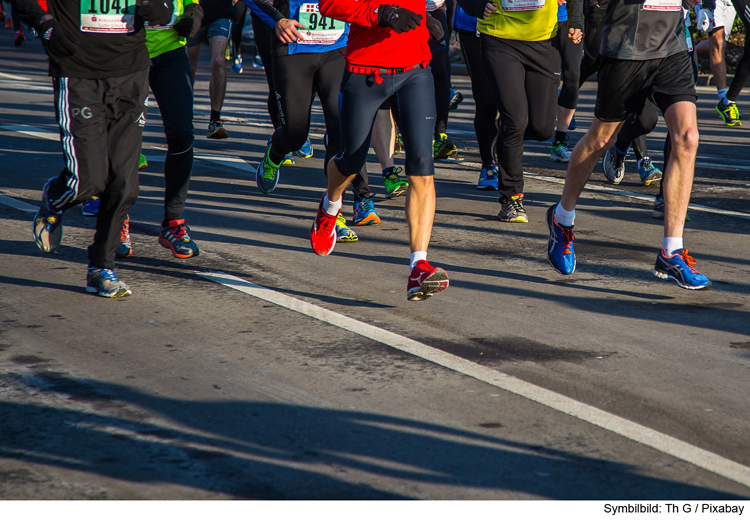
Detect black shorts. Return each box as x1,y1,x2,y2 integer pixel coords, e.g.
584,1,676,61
595,52,697,122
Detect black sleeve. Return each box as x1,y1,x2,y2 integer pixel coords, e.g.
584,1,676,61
456,0,490,19
252,0,285,23
9,0,48,28
566,0,583,31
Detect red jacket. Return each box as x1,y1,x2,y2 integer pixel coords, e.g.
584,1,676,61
319,0,431,69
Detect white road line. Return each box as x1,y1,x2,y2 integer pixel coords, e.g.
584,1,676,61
199,271,750,489
0,124,59,141
442,159,750,221
0,194,37,214
0,72,31,81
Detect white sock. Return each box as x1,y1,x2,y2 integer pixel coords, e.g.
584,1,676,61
718,88,728,104
662,237,683,256
554,202,575,227
323,194,341,216
410,251,427,269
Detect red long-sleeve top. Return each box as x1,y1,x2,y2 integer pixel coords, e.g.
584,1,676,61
319,0,431,69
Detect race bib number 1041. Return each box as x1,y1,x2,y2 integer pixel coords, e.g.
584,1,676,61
80,0,136,34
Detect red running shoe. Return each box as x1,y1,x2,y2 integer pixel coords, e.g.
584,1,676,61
310,195,338,256
407,260,449,301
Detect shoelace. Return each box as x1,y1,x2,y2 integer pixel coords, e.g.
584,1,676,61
385,167,404,180
677,249,700,273
168,223,190,241
561,226,575,255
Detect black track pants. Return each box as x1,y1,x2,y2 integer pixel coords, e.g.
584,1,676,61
556,21,582,110
428,6,451,137
252,14,281,129
49,70,148,269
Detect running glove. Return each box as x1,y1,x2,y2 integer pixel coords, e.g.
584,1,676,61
697,5,715,33
425,14,444,41
137,0,175,27
377,5,422,34
173,3,203,38
37,18,77,64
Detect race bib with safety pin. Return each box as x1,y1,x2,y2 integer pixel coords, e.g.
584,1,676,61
80,0,136,33
296,3,345,45
499,0,545,12
643,0,682,11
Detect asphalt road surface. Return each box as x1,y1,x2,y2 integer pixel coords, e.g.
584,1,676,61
1,33,750,501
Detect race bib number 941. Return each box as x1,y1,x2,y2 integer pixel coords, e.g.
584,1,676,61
296,3,345,45
80,0,135,33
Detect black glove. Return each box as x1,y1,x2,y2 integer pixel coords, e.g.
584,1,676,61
37,18,78,64
425,13,444,41
172,3,203,38
138,0,175,27
377,4,422,34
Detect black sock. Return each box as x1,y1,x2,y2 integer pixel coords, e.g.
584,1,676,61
554,131,567,144
210,110,221,122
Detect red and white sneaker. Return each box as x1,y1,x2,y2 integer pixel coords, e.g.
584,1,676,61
310,196,338,256
407,260,449,301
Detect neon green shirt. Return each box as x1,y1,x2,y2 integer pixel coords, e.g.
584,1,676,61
145,0,196,58
477,0,559,42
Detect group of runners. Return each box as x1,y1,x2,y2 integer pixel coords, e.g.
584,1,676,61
11,0,745,300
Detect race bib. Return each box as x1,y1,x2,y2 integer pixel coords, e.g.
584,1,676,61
145,12,178,31
80,0,135,34
499,0,545,12
296,3,345,45
643,0,682,11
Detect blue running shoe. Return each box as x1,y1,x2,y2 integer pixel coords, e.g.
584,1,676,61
295,138,313,158
33,177,65,253
86,267,132,298
82,196,100,217
352,197,381,226
335,213,358,242
477,164,499,190
256,143,281,194
281,152,295,166
546,204,576,275
638,157,662,186
231,55,243,73
252,55,264,69
652,195,690,221
653,248,712,290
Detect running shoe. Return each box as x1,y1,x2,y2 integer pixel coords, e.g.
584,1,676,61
602,146,626,184
14,29,24,46
569,116,576,131
449,88,463,111
252,55,264,68
86,267,132,298
82,196,100,217
295,138,313,158
653,248,712,290
310,195,338,256
231,55,243,73
158,219,200,259
256,143,281,194
352,197,381,226
281,152,295,166
5,17,12,30
394,129,404,154
383,166,408,198
546,204,576,275
638,157,662,186
477,164,498,190
33,177,64,253
139,153,148,170
498,194,528,223
116,216,133,258
651,195,691,221
433,132,457,160
224,46,231,61
25,25,35,39
407,260,449,301
716,101,741,126
550,139,573,163
207,119,228,139
335,213,358,242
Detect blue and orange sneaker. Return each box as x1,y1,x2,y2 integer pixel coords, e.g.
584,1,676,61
546,204,576,275
352,198,380,226
295,138,313,159
653,248,712,290
116,216,132,258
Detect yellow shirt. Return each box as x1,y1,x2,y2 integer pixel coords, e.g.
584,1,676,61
477,0,559,42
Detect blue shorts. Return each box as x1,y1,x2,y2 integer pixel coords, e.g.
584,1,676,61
187,17,232,47
335,66,436,177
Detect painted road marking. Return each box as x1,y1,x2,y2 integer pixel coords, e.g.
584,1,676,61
199,270,750,489
0,124,59,141
0,193,37,214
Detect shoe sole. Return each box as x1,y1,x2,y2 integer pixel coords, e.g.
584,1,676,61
337,234,358,243
281,159,295,166
352,213,381,226
386,187,408,199
550,153,570,163
407,268,449,301
207,130,228,139
115,249,133,258
653,269,712,290
477,182,498,190
86,285,132,298
641,173,662,186
158,236,199,259
651,210,665,219
434,147,458,160
295,151,314,159
498,216,528,223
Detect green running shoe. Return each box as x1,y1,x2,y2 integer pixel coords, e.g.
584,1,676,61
433,132,457,160
383,166,408,199
716,101,741,126
335,213,358,242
